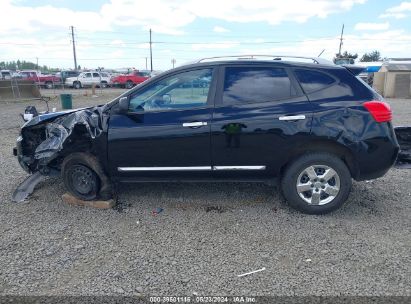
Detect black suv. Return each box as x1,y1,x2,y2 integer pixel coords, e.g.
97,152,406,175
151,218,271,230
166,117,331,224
14,56,399,214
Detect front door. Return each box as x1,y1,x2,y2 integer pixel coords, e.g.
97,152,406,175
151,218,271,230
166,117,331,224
211,65,312,179
108,68,216,180
82,72,93,86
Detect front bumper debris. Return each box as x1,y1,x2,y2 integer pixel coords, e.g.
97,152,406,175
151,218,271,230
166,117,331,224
11,171,46,203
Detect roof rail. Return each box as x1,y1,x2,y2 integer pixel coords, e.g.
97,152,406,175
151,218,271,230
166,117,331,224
193,55,334,65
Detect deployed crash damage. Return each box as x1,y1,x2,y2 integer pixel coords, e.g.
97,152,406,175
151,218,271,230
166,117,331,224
9,58,411,214
394,126,411,169
13,105,114,202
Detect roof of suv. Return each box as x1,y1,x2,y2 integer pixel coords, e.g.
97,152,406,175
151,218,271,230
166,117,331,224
177,59,342,72
174,55,340,71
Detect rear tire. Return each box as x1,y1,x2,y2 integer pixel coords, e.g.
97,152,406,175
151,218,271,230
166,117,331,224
45,81,53,89
281,152,352,214
73,81,81,89
125,80,134,89
62,154,100,201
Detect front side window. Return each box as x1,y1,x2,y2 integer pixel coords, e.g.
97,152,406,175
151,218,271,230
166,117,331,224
92,72,100,78
129,68,212,112
223,67,294,104
294,69,335,93
84,73,92,78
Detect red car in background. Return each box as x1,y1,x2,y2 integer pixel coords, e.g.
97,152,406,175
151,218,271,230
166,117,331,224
19,70,61,89
111,70,150,89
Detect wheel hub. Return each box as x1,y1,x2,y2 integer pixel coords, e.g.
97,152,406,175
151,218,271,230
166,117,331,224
71,165,96,195
296,165,341,205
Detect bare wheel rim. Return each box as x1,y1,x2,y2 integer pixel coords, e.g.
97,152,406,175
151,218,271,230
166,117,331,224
296,165,341,205
69,165,97,196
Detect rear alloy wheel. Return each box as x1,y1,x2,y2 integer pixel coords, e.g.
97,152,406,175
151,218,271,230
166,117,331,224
64,164,99,201
73,81,81,89
125,80,134,89
296,165,341,205
100,81,108,88
281,153,352,214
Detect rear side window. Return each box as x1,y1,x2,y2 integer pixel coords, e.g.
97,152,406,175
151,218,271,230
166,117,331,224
223,67,294,104
294,69,335,93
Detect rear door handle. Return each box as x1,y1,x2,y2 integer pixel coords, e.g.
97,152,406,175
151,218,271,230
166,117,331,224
279,115,306,121
182,121,208,128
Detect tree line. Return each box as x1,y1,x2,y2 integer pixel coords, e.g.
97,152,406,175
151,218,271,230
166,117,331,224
0,60,59,72
334,50,383,62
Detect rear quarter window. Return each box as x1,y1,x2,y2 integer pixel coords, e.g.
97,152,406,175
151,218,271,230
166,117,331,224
294,69,335,93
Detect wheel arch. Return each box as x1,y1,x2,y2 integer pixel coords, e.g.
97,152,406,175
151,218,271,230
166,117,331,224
280,140,358,179
62,151,113,200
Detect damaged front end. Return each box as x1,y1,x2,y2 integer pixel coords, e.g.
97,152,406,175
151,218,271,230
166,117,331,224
12,106,112,202
394,126,411,169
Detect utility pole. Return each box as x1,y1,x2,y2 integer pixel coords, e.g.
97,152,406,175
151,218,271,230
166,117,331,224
171,58,176,68
36,57,39,71
338,24,344,57
149,28,153,72
145,57,148,70
71,26,78,70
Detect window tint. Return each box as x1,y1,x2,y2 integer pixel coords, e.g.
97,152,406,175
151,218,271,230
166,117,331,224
84,73,92,78
294,69,335,92
223,67,294,104
92,72,100,78
129,68,212,112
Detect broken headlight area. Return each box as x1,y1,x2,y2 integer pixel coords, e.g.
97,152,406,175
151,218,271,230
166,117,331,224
17,107,106,174
13,106,112,203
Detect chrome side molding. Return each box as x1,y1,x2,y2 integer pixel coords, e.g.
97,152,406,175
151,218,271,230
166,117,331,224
182,122,208,127
212,166,266,170
118,166,211,172
118,166,267,172
278,115,306,121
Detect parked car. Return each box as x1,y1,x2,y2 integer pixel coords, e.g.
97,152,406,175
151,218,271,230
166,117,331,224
65,71,111,89
0,70,12,80
19,70,61,89
56,70,80,84
13,55,400,214
111,70,150,89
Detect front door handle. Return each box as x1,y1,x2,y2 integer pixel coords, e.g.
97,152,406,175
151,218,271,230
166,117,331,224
279,115,306,121
182,121,208,128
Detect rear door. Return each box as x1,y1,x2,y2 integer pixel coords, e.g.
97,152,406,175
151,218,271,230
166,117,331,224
92,72,101,85
211,64,313,178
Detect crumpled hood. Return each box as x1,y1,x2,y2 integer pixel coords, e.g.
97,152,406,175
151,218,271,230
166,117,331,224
22,108,89,129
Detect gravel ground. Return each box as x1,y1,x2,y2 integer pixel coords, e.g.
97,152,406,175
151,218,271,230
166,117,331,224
0,90,410,296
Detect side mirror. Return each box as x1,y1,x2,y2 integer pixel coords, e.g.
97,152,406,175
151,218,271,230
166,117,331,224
118,96,129,113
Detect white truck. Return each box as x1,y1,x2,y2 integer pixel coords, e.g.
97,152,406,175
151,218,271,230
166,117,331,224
65,71,111,89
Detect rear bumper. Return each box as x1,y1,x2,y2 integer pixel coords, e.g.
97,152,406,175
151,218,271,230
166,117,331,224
354,135,399,181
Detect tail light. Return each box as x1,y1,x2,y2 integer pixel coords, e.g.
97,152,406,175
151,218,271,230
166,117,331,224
363,101,392,123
